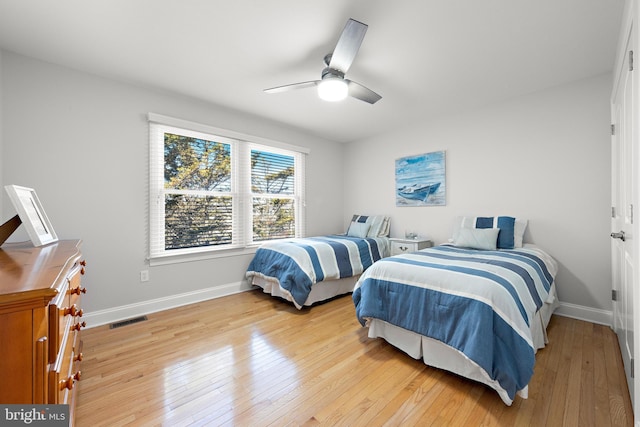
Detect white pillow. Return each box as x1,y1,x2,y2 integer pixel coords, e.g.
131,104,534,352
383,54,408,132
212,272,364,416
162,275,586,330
348,214,390,237
367,215,390,237
453,227,500,250
347,222,370,238
513,219,528,247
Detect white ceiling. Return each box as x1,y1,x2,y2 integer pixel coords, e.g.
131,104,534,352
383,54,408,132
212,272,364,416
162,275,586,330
0,1,625,143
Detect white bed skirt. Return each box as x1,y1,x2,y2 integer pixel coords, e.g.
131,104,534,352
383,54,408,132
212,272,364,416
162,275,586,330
365,284,560,405
250,273,359,306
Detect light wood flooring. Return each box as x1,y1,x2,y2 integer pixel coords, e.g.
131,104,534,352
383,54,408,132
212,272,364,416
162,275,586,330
75,290,633,426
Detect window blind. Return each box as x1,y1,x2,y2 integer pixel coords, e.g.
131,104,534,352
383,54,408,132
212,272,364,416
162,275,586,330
148,113,307,263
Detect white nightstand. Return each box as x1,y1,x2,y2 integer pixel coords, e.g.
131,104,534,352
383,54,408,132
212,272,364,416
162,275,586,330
389,237,433,256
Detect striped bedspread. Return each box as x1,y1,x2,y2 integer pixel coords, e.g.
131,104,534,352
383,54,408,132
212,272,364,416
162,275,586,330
247,235,389,309
353,244,557,403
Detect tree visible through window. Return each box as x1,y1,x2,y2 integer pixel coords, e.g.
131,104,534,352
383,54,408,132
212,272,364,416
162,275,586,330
164,132,232,250
251,149,295,242
149,116,306,260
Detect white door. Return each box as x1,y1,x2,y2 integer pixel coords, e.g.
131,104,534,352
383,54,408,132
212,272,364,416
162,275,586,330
611,25,636,411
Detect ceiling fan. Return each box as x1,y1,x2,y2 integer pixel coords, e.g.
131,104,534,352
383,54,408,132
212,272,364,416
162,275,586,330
264,18,382,104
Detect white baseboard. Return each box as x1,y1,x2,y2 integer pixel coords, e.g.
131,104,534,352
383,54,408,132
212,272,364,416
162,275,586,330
83,281,254,328
83,284,614,331
554,301,612,327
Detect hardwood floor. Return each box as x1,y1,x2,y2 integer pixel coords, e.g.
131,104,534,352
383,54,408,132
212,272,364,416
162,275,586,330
76,290,633,426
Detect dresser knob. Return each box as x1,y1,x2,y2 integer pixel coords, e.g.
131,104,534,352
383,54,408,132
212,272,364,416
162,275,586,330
60,378,72,391
64,304,83,317
74,353,83,362
70,287,87,295
59,371,81,391
70,322,86,332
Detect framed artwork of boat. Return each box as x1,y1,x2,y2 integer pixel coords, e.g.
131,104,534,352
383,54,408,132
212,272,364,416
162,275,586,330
395,150,446,206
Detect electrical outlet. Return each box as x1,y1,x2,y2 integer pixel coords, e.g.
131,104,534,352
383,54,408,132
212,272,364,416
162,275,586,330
140,270,149,282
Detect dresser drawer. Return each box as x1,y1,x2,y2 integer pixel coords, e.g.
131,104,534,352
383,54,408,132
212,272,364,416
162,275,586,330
50,326,80,405
49,260,86,410
68,261,87,307
49,264,86,362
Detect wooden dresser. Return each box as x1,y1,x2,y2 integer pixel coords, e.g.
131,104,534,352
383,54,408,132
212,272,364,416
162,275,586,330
0,240,86,422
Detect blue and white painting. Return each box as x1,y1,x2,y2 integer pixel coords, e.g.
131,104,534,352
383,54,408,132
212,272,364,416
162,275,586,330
395,150,446,206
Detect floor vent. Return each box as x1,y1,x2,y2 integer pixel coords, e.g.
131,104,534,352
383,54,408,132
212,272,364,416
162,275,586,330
109,315,148,329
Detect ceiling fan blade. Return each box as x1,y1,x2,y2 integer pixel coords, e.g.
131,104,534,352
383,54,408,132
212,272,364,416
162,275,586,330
346,80,382,104
264,81,319,94
329,19,368,74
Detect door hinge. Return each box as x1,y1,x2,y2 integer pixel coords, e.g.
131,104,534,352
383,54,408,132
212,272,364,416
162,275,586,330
630,50,634,71
632,358,635,378
612,206,616,218
612,289,618,301
611,124,616,135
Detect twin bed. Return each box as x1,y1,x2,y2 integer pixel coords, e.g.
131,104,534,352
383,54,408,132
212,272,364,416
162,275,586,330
246,214,391,308
246,215,558,405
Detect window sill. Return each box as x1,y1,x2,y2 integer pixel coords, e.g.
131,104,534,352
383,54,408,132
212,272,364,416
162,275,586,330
148,246,259,266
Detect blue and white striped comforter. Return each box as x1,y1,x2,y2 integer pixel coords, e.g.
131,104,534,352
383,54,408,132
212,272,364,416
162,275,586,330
247,235,389,309
353,244,557,403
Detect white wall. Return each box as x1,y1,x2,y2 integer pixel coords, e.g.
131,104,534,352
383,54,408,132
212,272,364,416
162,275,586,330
0,51,346,321
0,50,615,324
344,74,613,319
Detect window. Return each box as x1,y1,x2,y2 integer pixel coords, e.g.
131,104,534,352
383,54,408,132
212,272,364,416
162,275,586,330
148,114,306,263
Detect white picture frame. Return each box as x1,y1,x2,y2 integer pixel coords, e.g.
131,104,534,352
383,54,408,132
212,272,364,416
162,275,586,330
4,185,58,246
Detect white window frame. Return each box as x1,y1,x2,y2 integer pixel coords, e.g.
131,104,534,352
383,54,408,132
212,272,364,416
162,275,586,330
148,113,307,265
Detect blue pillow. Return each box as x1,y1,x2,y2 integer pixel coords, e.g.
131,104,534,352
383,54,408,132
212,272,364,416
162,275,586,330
350,214,369,225
475,216,516,249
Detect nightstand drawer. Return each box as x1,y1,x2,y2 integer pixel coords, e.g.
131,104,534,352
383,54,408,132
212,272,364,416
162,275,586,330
390,238,433,256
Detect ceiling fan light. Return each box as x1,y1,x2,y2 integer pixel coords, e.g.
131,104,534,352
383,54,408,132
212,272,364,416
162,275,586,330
318,78,348,102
